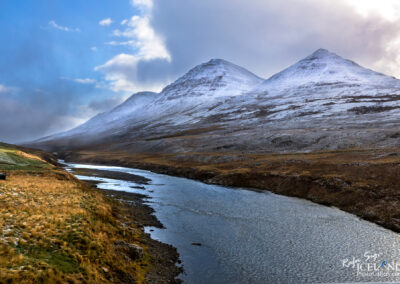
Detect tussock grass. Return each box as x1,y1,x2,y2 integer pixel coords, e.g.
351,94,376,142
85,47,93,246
0,146,151,283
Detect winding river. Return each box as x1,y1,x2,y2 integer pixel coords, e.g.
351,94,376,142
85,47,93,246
65,162,400,284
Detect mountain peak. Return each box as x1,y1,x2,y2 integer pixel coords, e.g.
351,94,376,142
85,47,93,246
206,58,230,65
192,58,244,74
264,48,393,87
182,58,261,77
160,58,263,99
304,48,347,63
308,48,334,58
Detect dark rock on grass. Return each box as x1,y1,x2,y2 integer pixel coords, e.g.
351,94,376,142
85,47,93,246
0,173,6,180
114,240,145,260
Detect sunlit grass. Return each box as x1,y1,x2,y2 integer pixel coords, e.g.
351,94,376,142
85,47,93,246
0,146,150,283
0,147,51,171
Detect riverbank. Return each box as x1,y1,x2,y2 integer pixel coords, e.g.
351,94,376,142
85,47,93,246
59,148,400,234
62,159,400,283
0,143,181,283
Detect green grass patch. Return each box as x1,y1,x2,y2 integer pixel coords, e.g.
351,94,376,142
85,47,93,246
0,147,51,171
16,244,80,274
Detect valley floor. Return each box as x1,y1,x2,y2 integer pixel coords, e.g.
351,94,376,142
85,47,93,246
0,144,180,283
60,148,400,234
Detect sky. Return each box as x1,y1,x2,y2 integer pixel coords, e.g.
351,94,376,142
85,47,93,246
1,0,400,143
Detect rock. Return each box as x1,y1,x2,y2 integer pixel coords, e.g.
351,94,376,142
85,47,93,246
114,240,145,260
191,242,202,246
102,267,109,273
0,173,6,180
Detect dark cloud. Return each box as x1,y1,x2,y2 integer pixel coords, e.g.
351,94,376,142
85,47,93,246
146,0,400,79
0,94,80,143
0,83,89,143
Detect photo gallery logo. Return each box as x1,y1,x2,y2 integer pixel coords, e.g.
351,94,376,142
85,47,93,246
342,251,400,277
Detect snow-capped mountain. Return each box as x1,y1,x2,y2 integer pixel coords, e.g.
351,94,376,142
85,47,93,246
160,58,264,100
264,48,398,88
35,59,264,144
32,49,400,153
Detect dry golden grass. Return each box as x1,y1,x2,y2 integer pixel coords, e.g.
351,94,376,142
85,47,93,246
0,169,151,283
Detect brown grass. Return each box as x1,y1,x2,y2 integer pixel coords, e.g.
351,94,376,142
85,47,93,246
0,169,151,283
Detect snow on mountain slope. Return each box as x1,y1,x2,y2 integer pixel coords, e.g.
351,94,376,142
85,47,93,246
264,48,399,88
40,91,160,140
245,49,400,124
35,59,263,144
32,49,400,153
141,59,265,126
160,58,264,100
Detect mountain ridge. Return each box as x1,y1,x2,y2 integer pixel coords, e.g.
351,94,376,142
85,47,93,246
262,48,398,90
30,48,400,153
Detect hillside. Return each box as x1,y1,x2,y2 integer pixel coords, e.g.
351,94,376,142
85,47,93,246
31,49,400,154
0,143,180,283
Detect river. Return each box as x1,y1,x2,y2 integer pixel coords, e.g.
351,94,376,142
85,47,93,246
64,162,400,284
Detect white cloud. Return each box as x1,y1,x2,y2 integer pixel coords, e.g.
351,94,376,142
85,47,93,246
95,0,170,93
48,20,80,32
91,46,98,51
95,54,140,92
111,15,170,60
99,18,113,26
121,19,128,25
345,0,400,21
131,0,153,10
95,54,164,93
74,78,96,84
106,40,136,46
60,77,96,84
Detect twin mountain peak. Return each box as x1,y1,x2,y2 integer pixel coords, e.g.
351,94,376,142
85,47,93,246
33,48,400,153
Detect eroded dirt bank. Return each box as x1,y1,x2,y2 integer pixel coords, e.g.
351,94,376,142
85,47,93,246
59,149,400,234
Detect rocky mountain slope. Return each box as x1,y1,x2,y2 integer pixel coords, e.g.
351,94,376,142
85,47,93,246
31,49,400,153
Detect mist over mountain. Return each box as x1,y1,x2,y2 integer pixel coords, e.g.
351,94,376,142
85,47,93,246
31,49,400,153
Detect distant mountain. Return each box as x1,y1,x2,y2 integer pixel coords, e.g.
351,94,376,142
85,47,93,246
58,91,160,137
264,48,398,87
31,49,400,153
160,58,264,100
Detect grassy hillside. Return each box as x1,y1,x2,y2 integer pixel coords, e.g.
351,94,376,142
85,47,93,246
0,144,174,283
0,142,58,171
0,148,50,171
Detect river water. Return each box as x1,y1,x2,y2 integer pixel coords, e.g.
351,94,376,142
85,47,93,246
65,162,400,284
